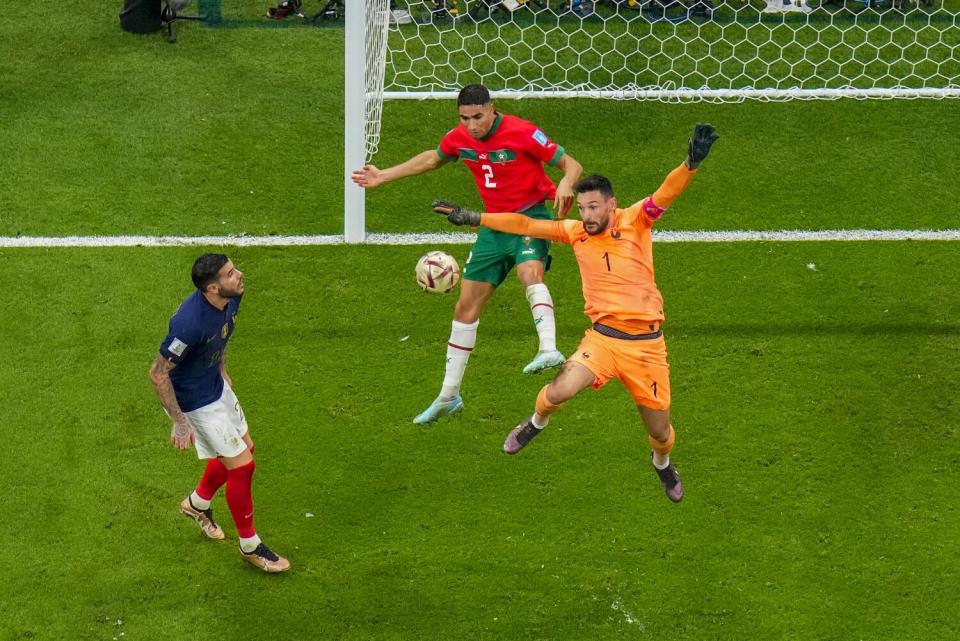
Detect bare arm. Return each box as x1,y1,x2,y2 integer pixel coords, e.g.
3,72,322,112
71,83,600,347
220,349,233,388
149,354,194,450
552,152,583,219
351,150,447,189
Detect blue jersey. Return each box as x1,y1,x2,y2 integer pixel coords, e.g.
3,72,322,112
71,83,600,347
159,290,242,412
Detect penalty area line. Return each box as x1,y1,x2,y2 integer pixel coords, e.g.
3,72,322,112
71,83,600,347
1,229,960,248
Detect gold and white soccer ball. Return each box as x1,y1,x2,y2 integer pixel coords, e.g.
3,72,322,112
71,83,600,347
415,251,460,294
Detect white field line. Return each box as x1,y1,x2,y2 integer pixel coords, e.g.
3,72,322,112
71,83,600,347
1,229,960,248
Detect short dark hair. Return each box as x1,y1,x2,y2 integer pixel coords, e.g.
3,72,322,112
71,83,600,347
458,84,491,107
191,253,229,291
575,174,614,199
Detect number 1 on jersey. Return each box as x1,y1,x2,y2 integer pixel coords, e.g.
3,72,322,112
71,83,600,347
481,164,497,188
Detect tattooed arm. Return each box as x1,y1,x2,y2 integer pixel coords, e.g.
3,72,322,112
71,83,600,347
149,354,195,450
220,348,233,388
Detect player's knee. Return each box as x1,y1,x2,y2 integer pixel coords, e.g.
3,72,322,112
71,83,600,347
453,301,482,323
516,265,545,287
453,291,486,322
545,381,575,404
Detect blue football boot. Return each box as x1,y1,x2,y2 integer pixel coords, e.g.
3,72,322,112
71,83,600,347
522,350,566,374
413,395,464,424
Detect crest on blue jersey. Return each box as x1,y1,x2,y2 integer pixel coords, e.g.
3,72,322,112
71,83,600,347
532,129,549,146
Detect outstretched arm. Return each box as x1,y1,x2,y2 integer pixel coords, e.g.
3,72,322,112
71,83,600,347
649,164,696,210
351,150,446,189
649,123,719,210
480,213,569,243
433,200,570,243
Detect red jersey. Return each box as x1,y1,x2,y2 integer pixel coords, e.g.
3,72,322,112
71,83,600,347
437,113,565,213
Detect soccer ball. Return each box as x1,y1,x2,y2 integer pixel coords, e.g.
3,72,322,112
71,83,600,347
415,251,460,294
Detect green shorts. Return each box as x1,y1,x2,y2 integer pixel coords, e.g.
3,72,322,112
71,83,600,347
462,203,553,287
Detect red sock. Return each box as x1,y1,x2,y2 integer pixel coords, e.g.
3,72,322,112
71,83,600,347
225,460,256,539
195,458,229,501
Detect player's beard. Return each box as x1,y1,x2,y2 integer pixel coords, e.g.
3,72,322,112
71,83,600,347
583,216,609,236
220,280,244,298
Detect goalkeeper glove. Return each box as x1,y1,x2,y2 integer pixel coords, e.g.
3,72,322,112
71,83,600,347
433,200,481,227
686,123,719,169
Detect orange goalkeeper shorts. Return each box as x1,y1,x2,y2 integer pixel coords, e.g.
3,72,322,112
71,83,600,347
567,324,671,410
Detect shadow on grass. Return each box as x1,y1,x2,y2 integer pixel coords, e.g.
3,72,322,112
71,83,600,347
670,321,960,337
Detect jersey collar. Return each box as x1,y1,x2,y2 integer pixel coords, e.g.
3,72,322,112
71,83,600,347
480,113,503,141
200,290,230,312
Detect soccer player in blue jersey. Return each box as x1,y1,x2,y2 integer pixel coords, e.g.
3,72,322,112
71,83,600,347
149,254,290,573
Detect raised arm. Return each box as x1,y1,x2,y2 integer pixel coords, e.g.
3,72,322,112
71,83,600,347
351,149,447,189
149,354,195,450
650,123,719,210
552,152,583,219
433,200,570,243
649,164,696,210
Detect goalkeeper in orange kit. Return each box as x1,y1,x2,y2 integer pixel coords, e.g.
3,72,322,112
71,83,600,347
433,123,718,503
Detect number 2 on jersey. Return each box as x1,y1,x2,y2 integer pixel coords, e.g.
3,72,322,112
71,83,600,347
481,164,497,188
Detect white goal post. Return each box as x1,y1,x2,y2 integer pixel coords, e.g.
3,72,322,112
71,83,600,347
344,0,391,242
346,0,960,241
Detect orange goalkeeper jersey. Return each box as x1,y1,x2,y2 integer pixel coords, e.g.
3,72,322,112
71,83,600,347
479,163,695,334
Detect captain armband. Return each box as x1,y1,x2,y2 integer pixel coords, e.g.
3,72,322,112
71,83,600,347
641,197,666,221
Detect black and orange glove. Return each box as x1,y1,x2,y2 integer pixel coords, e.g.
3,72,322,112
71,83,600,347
432,200,481,227
686,123,719,169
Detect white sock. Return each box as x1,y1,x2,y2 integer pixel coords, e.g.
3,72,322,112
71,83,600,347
189,491,211,511
531,412,548,429
439,320,478,400
239,533,262,554
526,284,557,353
652,452,670,469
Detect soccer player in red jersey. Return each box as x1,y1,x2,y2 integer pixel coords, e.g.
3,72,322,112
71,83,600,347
434,124,719,502
352,84,582,424
149,254,290,572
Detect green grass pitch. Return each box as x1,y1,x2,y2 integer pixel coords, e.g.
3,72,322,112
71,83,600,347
1,3,959,640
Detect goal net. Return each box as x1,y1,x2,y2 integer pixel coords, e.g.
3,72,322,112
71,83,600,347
380,0,960,102
348,0,957,241
364,0,391,161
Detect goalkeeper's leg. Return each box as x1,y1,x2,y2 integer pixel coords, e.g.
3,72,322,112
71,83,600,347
642,408,683,503
504,361,595,454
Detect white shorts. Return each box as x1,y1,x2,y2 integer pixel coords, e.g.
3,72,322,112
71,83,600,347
186,383,249,460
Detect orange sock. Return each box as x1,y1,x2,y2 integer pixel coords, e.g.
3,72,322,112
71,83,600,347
648,424,676,456
533,385,563,427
